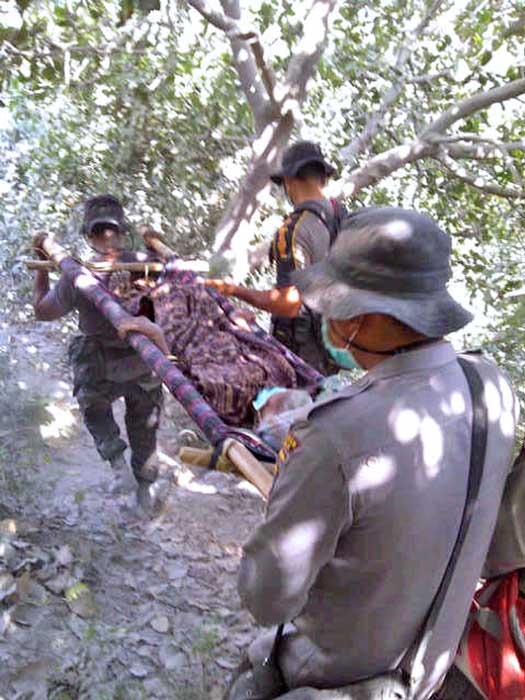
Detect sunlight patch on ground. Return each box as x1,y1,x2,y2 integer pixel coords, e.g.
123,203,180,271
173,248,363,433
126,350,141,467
39,401,76,441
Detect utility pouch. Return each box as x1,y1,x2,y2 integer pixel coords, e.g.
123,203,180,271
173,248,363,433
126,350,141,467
68,335,104,393
102,343,150,384
271,317,297,354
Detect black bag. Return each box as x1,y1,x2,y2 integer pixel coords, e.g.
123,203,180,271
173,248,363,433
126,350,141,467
227,626,286,700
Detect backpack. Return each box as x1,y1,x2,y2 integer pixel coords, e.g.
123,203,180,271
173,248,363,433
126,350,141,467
268,199,349,374
293,198,348,247
454,571,525,700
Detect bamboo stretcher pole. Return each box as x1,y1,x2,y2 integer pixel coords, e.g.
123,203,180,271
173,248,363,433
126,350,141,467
37,235,273,499
223,439,272,497
140,230,177,260
25,260,166,272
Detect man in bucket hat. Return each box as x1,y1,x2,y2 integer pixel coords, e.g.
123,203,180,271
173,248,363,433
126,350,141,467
32,194,164,510
227,207,518,700
206,141,342,374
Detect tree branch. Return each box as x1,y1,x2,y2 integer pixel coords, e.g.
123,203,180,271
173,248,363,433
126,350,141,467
186,0,279,132
279,0,339,111
340,0,446,164
214,113,295,257
219,0,279,131
185,0,235,33
436,154,525,200
331,80,525,199
407,69,455,84
434,135,523,185
213,0,339,255
331,140,435,198
422,78,525,139
502,14,525,39
446,140,525,161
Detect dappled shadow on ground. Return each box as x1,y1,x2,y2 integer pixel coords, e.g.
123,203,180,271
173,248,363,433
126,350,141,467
0,323,262,700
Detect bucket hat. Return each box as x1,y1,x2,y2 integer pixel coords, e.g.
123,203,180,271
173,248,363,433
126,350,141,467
293,207,472,337
270,141,337,185
81,194,128,237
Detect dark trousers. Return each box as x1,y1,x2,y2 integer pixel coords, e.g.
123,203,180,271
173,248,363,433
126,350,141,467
69,335,163,480
78,379,163,479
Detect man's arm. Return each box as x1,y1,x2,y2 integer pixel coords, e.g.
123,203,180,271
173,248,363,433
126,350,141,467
32,234,71,321
33,271,73,321
238,419,350,626
205,279,301,318
206,211,323,318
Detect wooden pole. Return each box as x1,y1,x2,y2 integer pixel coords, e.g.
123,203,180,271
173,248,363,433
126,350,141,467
223,439,273,498
140,231,176,260
178,446,214,467
25,260,165,273
178,443,274,498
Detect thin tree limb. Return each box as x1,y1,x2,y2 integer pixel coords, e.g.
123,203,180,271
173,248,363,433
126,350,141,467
214,0,339,254
447,140,525,160
434,135,524,185
407,69,455,84
186,0,279,132
280,0,339,109
422,78,525,139
502,14,525,39
436,155,524,200
340,0,446,164
219,0,279,131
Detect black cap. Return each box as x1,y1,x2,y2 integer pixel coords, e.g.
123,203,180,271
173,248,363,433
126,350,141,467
81,194,128,237
270,141,337,185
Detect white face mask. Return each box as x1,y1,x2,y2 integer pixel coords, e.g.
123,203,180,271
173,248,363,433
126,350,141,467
321,319,362,370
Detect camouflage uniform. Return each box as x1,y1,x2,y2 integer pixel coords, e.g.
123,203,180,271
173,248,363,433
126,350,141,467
68,334,162,481
54,249,163,482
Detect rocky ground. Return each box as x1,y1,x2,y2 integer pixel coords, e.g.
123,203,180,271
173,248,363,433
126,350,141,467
0,320,264,700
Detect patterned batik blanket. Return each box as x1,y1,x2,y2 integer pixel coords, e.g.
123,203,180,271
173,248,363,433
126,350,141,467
109,267,314,427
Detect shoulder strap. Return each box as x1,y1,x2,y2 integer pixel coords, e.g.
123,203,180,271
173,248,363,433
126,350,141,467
294,200,339,246
269,210,307,266
404,355,488,684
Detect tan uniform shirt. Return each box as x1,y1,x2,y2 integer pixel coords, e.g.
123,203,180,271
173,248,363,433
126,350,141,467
239,342,518,697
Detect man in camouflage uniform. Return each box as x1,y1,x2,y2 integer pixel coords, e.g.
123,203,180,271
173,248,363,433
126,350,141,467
206,141,341,375
32,195,163,502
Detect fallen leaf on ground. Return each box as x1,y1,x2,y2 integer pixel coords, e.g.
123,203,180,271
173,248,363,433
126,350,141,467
55,544,74,567
65,581,97,618
150,615,170,633
159,641,186,671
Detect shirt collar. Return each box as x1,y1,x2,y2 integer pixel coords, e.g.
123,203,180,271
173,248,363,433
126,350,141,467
307,342,458,420
365,340,457,383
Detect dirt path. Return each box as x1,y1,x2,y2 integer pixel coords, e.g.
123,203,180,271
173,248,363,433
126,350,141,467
0,322,263,700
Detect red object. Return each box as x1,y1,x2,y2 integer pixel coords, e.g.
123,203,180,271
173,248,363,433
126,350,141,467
458,572,525,699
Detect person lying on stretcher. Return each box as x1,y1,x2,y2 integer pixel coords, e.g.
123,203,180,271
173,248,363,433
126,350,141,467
117,315,320,449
